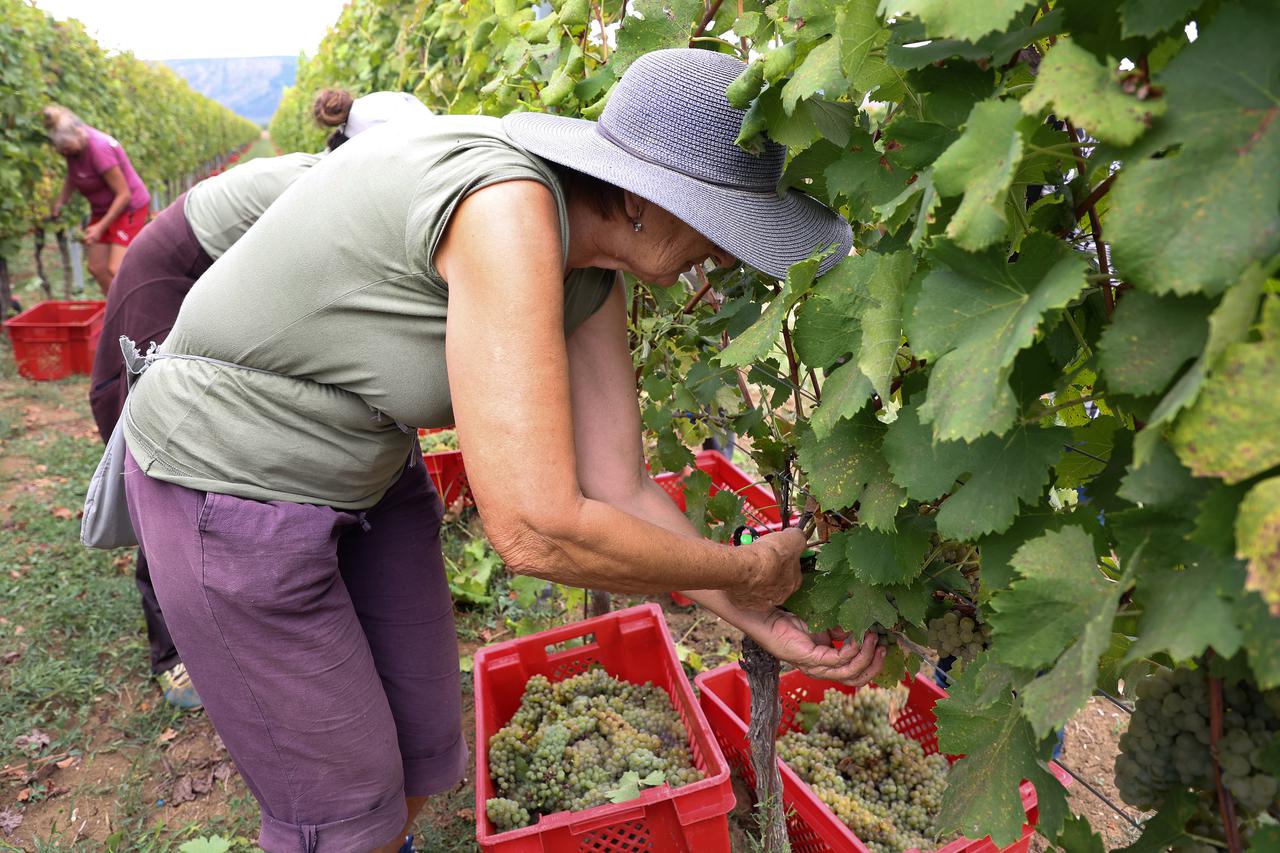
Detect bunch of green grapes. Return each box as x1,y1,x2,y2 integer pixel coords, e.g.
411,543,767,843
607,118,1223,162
926,609,991,663
485,668,703,832
1116,667,1280,824
419,428,459,453
777,688,951,853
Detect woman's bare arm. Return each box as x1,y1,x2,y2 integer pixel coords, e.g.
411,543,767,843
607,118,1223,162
437,179,799,608
562,284,885,684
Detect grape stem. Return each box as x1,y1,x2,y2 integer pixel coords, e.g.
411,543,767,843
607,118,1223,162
1208,672,1244,853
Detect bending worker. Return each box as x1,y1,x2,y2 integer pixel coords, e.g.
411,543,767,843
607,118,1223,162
121,50,884,853
89,90,431,710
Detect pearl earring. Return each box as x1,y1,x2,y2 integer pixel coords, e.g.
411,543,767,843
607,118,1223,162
633,220,643,232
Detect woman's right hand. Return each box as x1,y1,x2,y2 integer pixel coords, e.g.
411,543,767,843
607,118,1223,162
728,527,806,612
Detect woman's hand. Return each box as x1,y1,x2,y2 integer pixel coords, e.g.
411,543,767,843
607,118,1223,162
741,610,886,687
727,527,806,612
84,222,104,245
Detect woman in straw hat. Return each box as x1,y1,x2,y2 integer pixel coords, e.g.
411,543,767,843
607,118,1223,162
118,49,882,853
89,89,432,716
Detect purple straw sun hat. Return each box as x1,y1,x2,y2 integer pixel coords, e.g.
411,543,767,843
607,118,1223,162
502,48,852,279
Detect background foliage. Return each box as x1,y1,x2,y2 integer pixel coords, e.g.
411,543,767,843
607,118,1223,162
0,0,259,263
272,0,1280,848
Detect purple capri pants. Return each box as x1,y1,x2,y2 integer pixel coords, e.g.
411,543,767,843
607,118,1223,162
124,448,468,852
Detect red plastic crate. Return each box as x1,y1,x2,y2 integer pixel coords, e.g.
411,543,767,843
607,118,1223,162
473,603,735,852
695,665,1055,853
652,449,796,532
3,300,105,380
418,427,470,506
653,450,799,606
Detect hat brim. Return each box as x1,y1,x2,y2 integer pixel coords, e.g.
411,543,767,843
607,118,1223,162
503,113,852,280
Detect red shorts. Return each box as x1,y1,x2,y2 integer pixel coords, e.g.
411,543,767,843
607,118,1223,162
90,206,149,247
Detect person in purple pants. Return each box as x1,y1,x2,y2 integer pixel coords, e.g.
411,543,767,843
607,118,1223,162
118,51,885,853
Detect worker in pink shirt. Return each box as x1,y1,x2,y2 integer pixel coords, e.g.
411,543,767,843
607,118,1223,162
44,105,152,295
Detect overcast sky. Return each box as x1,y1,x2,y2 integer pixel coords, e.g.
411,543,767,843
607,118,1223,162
34,0,350,60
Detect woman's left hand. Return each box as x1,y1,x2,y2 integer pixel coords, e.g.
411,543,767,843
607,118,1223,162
83,222,104,245
739,608,886,687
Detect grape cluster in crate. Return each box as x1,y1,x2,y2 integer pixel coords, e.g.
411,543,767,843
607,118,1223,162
485,667,704,830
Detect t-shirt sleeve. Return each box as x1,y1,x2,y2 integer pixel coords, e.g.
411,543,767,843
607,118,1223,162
404,141,567,287
563,268,616,334
88,134,121,177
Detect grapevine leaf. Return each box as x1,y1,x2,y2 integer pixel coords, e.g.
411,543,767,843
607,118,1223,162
1189,482,1249,557
934,659,1067,846
1171,332,1280,484
1116,438,1204,510
882,402,1066,539
611,0,704,73
842,524,932,586
1132,265,1264,467
856,250,912,403
606,770,643,803
1237,590,1280,690
930,98,1024,250
1251,827,1280,853
795,413,904,529
989,527,1111,671
823,129,915,220
908,235,1089,440
1055,812,1106,853
887,581,934,627
719,264,812,366
1021,41,1165,146
879,0,1036,42
1020,592,1122,738
1056,416,1119,489
1236,477,1280,616
793,296,855,370
781,37,846,115
1108,1,1280,296
810,363,872,439
977,513,1062,598
1118,0,1202,38
836,582,899,636
1097,291,1210,396
1115,790,1199,853
837,0,908,102
1124,558,1244,664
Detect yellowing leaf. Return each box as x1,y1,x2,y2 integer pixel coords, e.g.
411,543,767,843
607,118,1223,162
1021,40,1165,145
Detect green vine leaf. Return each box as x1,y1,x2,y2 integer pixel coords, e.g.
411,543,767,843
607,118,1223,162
795,412,904,531
879,0,1037,42
827,523,932,587
611,0,705,74
1132,264,1264,467
1097,291,1210,396
930,98,1024,250
838,0,908,102
1117,0,1203,38
718,259,818,367
781,37,846,115
1114,790,1200,853
1021,40,1165,146
934,659,1067,847
989,527,1126,735
1055,812,1106,853
906,235,1088,441
1124,557,1244,665
1237,591,1280,690
809,363,873,439
882,402,1066,540
856,250,913,404
1107,0,1280,296
1236,476,1280,617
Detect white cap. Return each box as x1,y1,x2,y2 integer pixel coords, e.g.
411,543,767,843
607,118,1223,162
344,91,432,138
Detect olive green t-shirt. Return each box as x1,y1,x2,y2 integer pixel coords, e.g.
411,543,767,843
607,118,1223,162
125,115,614,508
182,152,324,259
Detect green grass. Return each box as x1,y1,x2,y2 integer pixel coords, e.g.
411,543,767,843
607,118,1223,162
236,134,276,163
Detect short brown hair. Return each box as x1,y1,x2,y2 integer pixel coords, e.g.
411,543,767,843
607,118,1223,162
312,88,355,151
547,162,626,221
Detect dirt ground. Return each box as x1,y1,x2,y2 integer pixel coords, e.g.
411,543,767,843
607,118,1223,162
0,355,1134,852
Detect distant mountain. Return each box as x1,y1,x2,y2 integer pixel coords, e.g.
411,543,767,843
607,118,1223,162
163,56,298,126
